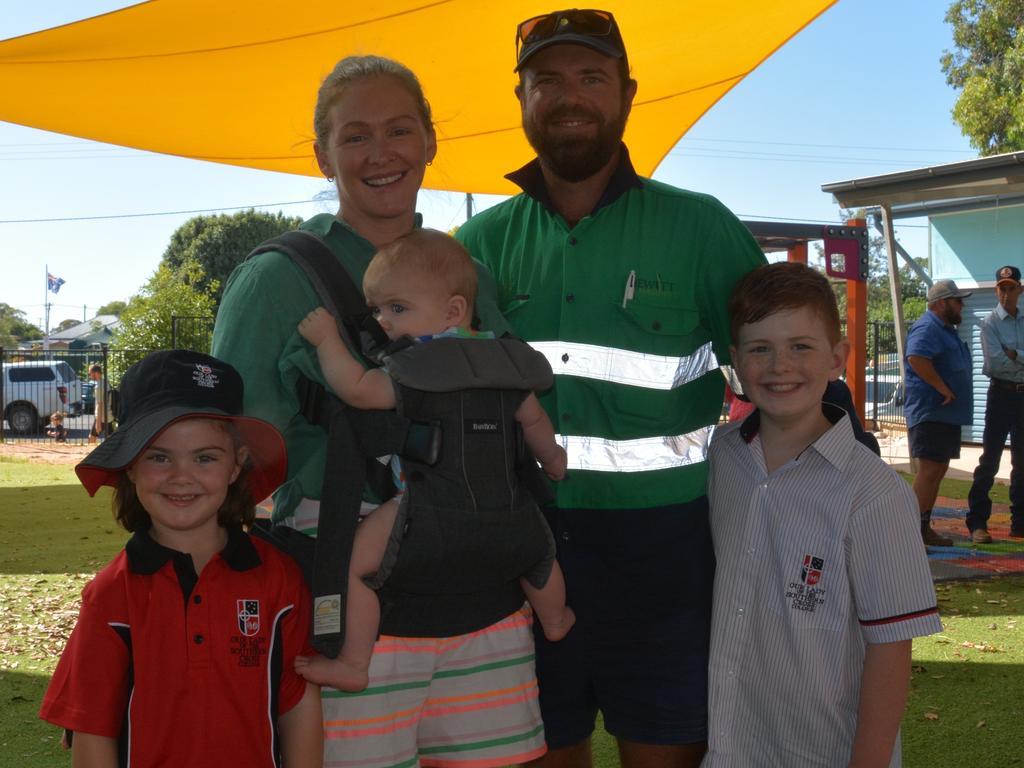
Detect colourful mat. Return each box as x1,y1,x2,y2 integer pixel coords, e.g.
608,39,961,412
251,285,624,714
927,498,1024,578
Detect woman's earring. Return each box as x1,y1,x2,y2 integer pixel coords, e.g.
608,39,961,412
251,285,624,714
327,176,335,182
425,161,432,167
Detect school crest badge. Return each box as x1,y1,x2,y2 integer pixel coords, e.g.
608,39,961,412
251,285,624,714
801,555,824,585
237,599,260,636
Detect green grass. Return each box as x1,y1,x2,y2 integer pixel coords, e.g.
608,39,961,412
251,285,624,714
2,463,1022,767
0,459,125,765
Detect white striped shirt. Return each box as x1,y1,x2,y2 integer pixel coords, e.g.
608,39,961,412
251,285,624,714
703,408,942,767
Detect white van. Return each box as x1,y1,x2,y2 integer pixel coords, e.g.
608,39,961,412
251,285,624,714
2,360,84,435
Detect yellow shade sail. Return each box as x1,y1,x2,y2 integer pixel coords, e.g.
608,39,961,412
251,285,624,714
0,1,835,194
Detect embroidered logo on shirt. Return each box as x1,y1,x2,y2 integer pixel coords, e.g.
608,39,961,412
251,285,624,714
785,554,827,612
801,555,824,585
237,599,260,636
193,363,219,389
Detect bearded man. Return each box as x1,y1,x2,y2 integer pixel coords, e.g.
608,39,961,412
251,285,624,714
904,279,974,548
456,10,766,768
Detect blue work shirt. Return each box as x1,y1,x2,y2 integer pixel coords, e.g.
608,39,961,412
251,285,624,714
904,309,973,428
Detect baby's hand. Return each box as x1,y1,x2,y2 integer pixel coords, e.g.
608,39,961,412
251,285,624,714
298,307,339,347
542,445,568,481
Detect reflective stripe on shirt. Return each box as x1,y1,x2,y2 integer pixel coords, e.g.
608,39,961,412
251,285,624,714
530,340,718,390
556,425,714,472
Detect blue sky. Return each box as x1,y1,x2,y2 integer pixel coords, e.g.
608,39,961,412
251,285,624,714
1,1,972,332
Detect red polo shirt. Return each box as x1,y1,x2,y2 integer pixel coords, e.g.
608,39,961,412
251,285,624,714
40,526,313,767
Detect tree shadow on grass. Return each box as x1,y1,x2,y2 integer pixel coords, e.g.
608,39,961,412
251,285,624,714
1,670,68,767
0,484,124,574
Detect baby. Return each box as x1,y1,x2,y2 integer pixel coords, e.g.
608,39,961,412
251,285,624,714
295,228,574,691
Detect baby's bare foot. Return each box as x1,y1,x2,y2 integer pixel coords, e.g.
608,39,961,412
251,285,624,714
294,653,370,692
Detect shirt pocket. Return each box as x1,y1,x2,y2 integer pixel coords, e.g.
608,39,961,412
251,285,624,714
765,535,847,632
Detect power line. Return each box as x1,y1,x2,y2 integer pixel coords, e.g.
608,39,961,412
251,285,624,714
679,136,974,154
0,199,318,224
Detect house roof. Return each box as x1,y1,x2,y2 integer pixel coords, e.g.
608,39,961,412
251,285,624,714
821,151,1024,217
47,315,120,342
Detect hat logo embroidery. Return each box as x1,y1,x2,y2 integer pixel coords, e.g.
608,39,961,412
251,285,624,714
192,363,219,389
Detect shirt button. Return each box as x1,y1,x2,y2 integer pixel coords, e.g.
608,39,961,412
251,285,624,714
193,594,202,605
747,547,755,555
562,413,571,422
566,293,575,303
568,236,578,245
561,353,570,363
652,320,662,331
194,634,204,644
738,607,744,615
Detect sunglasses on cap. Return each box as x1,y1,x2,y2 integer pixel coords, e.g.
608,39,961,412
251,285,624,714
515,8,626,71
517,8,614,48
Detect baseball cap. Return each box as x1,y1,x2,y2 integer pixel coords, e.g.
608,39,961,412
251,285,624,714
75,350,286,503
515,8,628,72
996,265,1021,286
926,279,973,302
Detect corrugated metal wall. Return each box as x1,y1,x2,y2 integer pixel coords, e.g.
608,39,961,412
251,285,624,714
960,287,995,444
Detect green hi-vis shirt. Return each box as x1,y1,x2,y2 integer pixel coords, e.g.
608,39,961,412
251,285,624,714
457,153,766,510
212,213,510,522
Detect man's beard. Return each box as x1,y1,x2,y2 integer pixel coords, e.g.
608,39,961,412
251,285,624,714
523,104,628,182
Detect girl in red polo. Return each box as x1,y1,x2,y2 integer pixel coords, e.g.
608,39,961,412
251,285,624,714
40,350,322,767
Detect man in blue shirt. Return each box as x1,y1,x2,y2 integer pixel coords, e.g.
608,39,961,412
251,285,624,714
904,279,974,547
967,266,1024,542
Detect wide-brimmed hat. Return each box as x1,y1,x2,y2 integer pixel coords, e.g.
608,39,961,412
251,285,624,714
926,279,972,302
515,8,628,72
75,350,286,503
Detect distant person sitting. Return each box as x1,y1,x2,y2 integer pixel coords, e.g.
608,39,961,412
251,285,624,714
46,412,68,443
966,266,1024,542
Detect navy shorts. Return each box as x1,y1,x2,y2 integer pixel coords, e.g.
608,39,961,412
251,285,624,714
909,421,962,462
535,498,714,748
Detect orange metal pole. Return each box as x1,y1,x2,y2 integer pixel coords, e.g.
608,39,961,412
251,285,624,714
845,218,868,422
788,242,807,264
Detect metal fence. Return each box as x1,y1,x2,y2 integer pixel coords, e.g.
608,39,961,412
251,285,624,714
839,320,905,428
2,346,147,445
171,315,215,352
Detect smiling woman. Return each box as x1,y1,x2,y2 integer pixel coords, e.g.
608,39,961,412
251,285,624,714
211,54,541,768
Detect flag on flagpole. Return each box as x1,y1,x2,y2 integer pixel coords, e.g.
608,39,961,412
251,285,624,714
47,272,65,294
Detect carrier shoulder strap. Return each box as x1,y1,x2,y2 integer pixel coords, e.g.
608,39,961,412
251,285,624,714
248,229,389,354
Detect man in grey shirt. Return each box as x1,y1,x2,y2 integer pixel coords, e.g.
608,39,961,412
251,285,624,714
966,265,1024,542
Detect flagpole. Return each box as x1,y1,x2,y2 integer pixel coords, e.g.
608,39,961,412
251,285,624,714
43,263,50,351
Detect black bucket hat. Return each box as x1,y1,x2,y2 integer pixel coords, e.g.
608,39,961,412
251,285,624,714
75,350,286,503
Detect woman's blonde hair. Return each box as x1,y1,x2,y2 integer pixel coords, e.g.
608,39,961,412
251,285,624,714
313,55,433,147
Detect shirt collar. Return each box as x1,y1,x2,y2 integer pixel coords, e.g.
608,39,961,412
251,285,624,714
994,303,1020,321
125,524,261,575
303,211,424,241
504,143,643,217
738,402,855,472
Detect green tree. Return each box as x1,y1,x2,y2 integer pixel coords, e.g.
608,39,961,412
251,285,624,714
0,303,43,347
941,0,1024,154
97,300,127,316
112,259,217,358
54,318,80,332
162,209,302,302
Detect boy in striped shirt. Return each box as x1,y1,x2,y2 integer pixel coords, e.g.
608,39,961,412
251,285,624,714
704,262,942,767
